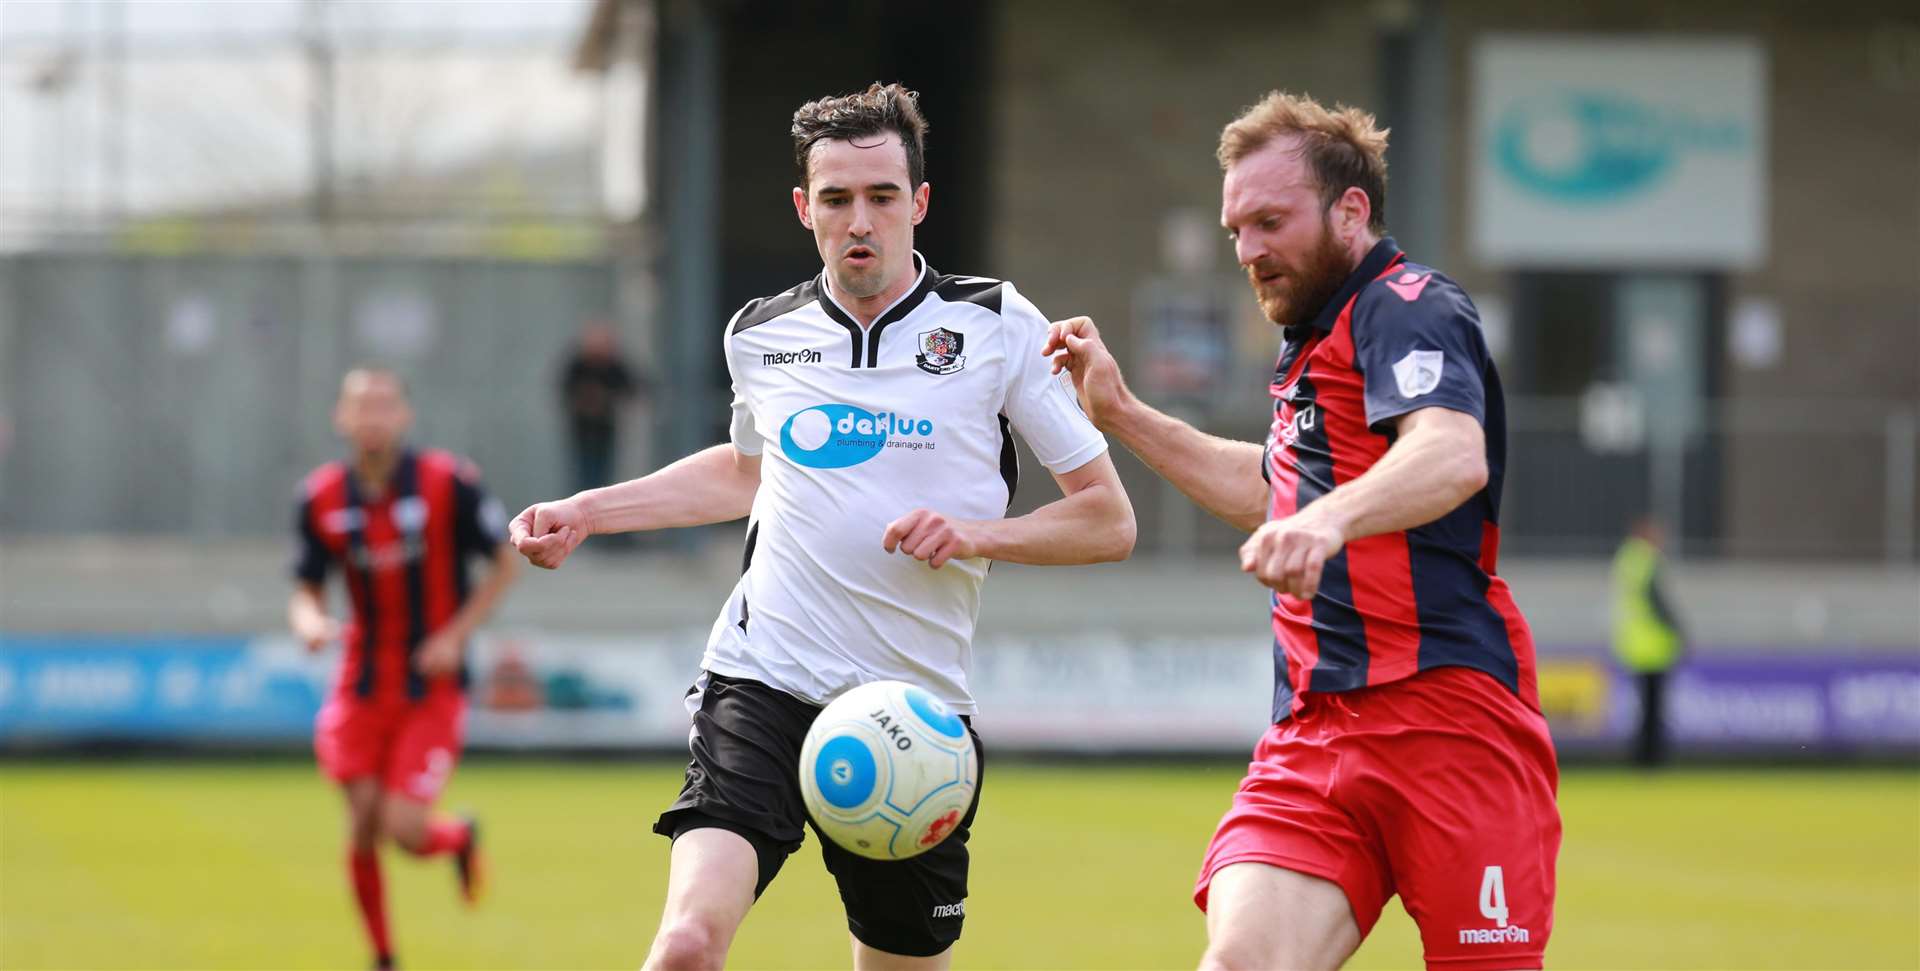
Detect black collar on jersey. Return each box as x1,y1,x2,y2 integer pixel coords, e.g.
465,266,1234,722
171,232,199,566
814,251,941,368
1303,236,1406,334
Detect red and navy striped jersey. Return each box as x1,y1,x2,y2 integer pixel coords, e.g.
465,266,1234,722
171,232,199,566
1263,238,1537,721
293,449,507,702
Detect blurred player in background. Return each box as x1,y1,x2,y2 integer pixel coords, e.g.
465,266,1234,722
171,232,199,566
511,83,1135,970
289,367,520,971
1047,92,1561,970
560,319,648,496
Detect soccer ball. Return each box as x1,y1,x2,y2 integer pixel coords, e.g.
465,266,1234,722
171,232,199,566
799,680,978,861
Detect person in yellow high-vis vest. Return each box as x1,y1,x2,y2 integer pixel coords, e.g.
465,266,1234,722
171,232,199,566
1613,517,1687,766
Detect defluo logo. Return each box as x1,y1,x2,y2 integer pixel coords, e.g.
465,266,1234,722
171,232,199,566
779,404,935,469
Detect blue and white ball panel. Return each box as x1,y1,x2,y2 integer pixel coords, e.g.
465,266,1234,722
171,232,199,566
814,805,903,859
812,734,879,810
800,719,892,820
904,686,966,739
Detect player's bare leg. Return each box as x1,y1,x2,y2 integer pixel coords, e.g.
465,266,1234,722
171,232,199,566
339,779,394,969
381,793,428,847
643,828,759,971
381,794,484,906
344,778,383,851
852,937,952,971
1200,862,1361,971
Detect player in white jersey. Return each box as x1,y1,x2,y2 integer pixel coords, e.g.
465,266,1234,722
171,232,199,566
509,83,1136,971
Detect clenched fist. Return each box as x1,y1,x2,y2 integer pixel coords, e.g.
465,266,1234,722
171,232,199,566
1239,514,1346,599
510,498,591,570
294,614,340,653
882,508,983,570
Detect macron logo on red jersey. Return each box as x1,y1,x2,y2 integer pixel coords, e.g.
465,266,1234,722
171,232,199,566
1385,271,1432,302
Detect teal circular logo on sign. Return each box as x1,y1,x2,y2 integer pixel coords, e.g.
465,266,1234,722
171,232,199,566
1493,91,1746,204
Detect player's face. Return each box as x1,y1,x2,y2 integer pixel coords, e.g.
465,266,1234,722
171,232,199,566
333,371,412,458
1222,139,1355,327
793,133,929,301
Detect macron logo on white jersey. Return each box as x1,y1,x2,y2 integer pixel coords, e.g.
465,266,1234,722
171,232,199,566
762,349,822,366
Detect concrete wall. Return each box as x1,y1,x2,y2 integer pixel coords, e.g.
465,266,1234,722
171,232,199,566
1436,2,1920,559
984,0,1380,549
0,253,618,536
983,0,1919,558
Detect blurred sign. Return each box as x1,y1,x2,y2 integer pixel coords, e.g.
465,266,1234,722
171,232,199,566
1471,36,1768,268
1617,275,1708,441
465,633,702,749
354,289,439,361
0,636,330,740
972,634,1271,751
1729,297,1784,370
1534,658,1612,732
164,295,219,357
1533,650,1920,754
1579,381,1646,453
4,635,1915,756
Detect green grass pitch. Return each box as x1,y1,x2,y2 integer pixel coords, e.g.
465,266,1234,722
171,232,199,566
2,759,1915,969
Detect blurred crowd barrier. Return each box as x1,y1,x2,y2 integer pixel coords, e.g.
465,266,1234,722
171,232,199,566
2,547,1916,758
3,631,1916,759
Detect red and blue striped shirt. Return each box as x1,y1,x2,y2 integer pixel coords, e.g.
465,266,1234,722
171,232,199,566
1263,238,1538,721
294,449,506,702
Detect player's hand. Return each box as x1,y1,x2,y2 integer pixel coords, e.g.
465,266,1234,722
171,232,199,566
294,614,340,653
1239,514,1346,599
415,628,464,676
510,498,589,570
1042,316,1133,432
882,509,982,569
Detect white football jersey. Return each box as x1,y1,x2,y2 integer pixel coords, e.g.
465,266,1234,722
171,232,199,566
703,253,1108,713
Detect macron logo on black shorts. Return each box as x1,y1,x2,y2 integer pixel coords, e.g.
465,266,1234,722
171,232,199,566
930,901,965,919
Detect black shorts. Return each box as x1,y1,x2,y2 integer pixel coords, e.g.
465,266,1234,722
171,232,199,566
653,671,984,958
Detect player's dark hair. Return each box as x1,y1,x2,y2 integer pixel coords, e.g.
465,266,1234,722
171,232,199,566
1219,91,1390,234
791,82,929,190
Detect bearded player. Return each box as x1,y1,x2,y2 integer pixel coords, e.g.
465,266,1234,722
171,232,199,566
1047,92,1561,970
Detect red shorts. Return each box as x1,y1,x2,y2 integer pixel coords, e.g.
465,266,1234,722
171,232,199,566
314,692,467,803
1195,665,1561,971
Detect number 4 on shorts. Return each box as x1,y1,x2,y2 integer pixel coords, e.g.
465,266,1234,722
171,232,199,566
1478,865,1509,928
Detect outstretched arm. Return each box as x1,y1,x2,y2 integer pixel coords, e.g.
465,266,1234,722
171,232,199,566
510,444,761,569
883,451,1135,568
1043,316,1268,532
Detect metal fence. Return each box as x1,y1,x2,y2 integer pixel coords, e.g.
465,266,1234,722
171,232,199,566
4,250,1914,563
0,249,616,536
1501,396,1917,562
1111,393,1918,564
